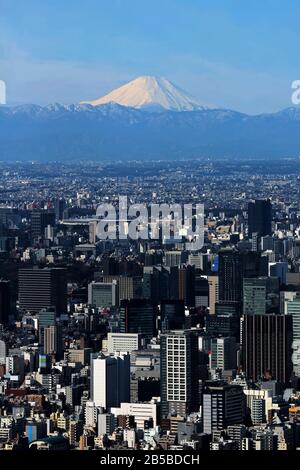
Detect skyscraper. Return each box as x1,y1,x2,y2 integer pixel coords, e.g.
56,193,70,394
243,278,267,315
0,339,6,364
286,293,300,376
160,299,185,332
38,307,56,346
206,315,240,342
242,314,293,383
44,325,63,360
98,274,141,303
209,337,237,371
30,209,55,241
0,280,12,324
143,265,178,302
218,248,241,303
88,281,119,308
203,381,245,434
160,330,202,419
54,199,65,223
120,299,156,342
208,275,219,315
218,249,266,309
91,352,130,409
178,264,195,307
18,268,67,314
248,199,272,239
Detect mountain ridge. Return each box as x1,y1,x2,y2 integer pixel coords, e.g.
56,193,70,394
1,102,300,161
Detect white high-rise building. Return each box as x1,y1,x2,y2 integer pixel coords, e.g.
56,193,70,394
91,352,130,409
107,333,141,354
160,330,200,418
287,293,300,375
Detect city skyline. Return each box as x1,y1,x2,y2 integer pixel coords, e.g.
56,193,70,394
1,0,300,460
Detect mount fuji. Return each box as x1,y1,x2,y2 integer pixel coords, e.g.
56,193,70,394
80,75,208,111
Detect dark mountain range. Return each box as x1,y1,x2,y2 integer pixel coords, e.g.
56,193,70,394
1,103,300,161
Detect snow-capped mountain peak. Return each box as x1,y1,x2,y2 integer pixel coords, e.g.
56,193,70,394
80,75,208,111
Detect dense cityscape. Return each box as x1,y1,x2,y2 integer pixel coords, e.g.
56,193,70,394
0,159,298,451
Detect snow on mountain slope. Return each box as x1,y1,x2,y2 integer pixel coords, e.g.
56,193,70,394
80,75,208,111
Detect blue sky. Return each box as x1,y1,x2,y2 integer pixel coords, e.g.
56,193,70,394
0,0,299,113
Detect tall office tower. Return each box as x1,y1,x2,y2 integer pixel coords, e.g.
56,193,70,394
188,253,202,270
218,250,266,307
251,232,259,252
160,300,185,332
202,381,245,434
99,275,141,303
91,352,130,409
38,307,56,346
274,238,284,256
286,293,300,376
89,220,98,244
269,261,288,285
209,337,237,371
215,301,241,318
248,199,272,238
18,267,67,314
0,207,21,228
44,325,63,359
188,253,210,273
218,249,241,303
208,275,219,315
281,291,298,315
88,281,118,308
195,275,209,308
286,272,300,287
54,198,65,223
30,209,55,241
165,251,183,267
240,251,268,278
178,264,195,307
144,250,163,267
0,339,6,364
143,266,169,303
243,278,267,315
0,280,12,324
160,330,202,419
242,314,293,383
143,265,179,303
261,235,274,251
120,299,156,343
206,315,240,342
